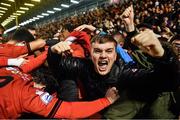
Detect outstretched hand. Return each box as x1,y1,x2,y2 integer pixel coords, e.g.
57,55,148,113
131,29,164,58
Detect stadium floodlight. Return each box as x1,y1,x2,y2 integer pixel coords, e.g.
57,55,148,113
17,10,25,13
1,3,11,7
37,15,44,18
10,15,17,18
24,3,34,7
70,0,79,4
13,13,21,16
47,10,55,14
30,18,36,21
0,7,8,10
61,4,70,8
20,7,29,10
8,17,15,20
19,22,25,26
7,0,15,2
42,13,49,16
53,8,61,11
33,17,40,20
31,0,41,2
0,10,5,13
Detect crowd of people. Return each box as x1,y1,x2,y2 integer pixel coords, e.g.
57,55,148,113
0,0,179,119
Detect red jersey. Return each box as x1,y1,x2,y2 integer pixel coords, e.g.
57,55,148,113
0,67,111,118
0,50,47,73
0,57,8,66
0,43,28,58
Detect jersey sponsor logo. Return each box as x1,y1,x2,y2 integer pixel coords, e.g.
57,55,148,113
36,90,53,105
6,67,31,81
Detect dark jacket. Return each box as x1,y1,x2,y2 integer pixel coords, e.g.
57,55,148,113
47,43,179,102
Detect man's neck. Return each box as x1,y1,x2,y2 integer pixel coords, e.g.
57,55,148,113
7,40,17,44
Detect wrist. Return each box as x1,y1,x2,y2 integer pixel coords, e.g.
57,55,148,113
126,24,135,32
94,28,101,35
46,39,59,46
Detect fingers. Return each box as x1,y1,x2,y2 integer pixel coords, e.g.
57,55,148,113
74,24,86,31
105,87,120,104
131,29,153,46
51,41,73,55
131,29,164,57
74,24,96,32
121,5,132,19
21,59,29,66
18,54,28,58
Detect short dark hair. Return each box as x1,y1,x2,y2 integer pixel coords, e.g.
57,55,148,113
12,27,35,42
25,25,36,31
91,34,117,46
63,24,75,32
136,23,152,30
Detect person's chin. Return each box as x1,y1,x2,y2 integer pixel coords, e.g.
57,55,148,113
98,70,109,76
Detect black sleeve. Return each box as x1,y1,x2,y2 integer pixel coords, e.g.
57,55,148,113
119,42,179,93
123,28,139,50
47,47,89,81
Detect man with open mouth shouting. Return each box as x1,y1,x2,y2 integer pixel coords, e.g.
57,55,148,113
47,6,179,119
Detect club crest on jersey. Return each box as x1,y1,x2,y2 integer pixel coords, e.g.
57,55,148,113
36,90,53,105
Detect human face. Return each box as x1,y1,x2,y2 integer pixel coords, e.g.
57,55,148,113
28,29,37,39
91,41,117,75
0,30,4,41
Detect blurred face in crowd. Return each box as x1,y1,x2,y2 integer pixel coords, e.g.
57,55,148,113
172,40,180,61
91,39,117,76
62,29,70,39
0,29,4,41
28,29,37,39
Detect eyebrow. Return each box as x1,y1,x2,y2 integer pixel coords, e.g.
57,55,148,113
93,47,114,51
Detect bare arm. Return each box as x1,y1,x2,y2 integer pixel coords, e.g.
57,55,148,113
29,38,46,51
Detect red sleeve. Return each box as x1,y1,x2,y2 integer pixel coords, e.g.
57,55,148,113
20,81,110,118
69,31,91,52
0,57,8,66
20,82,58,117
54,98,110,118
0,44,28,57
20,51,47,73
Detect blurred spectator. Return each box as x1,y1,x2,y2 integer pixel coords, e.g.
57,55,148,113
0,25,5,43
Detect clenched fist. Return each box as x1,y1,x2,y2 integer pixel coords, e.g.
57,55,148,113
105,87,120,104
131,29,164,58
51,41,73,56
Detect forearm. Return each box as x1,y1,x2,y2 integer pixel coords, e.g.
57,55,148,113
29,39,46,51
20,51,47,73
0,57,8,66
54,98,110,118
124,29,139,50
